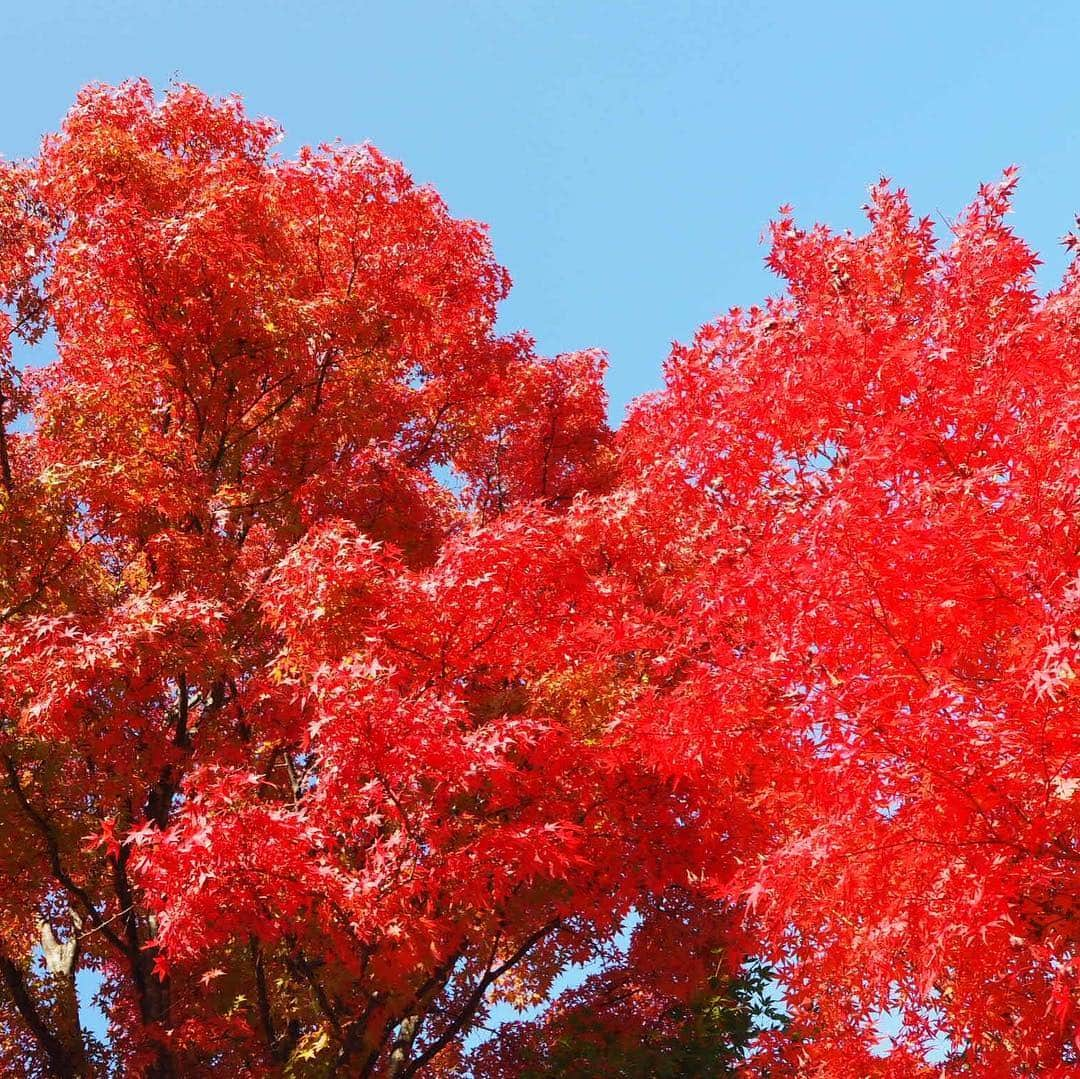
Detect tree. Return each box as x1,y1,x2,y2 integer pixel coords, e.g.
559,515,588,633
619,170,1080,1074
0,81,757,1076
0,81,1077,1078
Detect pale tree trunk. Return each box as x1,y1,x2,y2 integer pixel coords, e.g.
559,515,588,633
38,913,91,1077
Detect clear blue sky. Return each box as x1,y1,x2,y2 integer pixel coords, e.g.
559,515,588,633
3,0,1078,422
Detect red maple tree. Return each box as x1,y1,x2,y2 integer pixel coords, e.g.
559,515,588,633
619,170,1080,1075
0,82,1076,1076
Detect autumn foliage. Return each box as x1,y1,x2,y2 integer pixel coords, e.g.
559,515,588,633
0,82,1076,1076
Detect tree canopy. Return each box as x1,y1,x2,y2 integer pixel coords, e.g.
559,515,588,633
0,82,1076,1076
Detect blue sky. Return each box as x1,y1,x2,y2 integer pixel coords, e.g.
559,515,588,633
6,0,1072,1053
3,1,1080,421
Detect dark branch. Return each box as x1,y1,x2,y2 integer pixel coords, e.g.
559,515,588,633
401,920,560,1077
0,953,80,1077
1,754,127,956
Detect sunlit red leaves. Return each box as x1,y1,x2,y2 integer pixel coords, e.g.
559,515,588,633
620,171,1080,1072
1,77,1079,1075
457,348,616,514
0,80,740,1075
1,593,227,748
31,80,524,576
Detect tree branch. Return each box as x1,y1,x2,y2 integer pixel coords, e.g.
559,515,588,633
0,952,81,1077
401,919,560,1076
1,754,127,956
